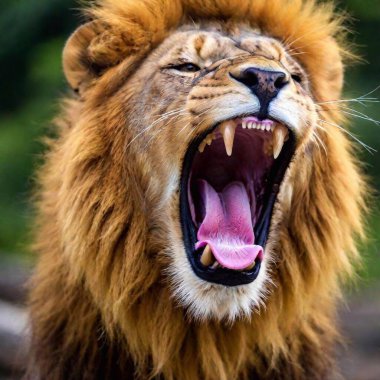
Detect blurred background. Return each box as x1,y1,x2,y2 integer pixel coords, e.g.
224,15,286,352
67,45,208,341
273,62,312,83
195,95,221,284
0,0,379,379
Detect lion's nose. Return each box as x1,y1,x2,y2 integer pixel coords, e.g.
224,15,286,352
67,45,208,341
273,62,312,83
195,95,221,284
231,67,289,117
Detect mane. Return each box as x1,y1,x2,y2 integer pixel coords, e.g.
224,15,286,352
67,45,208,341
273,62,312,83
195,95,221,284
27,1,367,380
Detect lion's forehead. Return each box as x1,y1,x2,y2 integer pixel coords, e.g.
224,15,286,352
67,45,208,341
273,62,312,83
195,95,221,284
157,26,300,71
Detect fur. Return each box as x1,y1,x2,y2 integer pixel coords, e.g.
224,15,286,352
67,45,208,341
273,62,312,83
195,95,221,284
26,1,366,379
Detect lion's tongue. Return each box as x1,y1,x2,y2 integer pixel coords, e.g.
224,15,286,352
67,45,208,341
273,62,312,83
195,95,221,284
195,180,263,270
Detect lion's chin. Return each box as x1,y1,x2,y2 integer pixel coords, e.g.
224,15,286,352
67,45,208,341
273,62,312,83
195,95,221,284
169,242,270,321
180,115,295,288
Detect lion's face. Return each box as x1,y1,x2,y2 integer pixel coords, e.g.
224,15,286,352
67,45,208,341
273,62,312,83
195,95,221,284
119,23,318,320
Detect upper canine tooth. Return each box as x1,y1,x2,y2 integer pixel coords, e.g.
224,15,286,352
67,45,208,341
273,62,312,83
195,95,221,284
200,244,214,266
242,121,247,129
219,120,236,156
273,124,289,159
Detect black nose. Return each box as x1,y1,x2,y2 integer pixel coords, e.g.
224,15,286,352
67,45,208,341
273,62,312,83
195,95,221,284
232,67,289,118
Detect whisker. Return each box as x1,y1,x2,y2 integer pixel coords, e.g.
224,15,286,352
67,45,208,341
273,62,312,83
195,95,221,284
318,98,379,106
288,51,306,57
340,109,380,126
126,109,188,150
318,118,376,154
318,86,380,107
318,103,380,127
357,85,380,99
312,130,327,156
151,108,187,125
174,109,210,138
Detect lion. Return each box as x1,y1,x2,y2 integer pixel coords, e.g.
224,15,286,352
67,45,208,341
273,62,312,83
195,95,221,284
26,0,367,379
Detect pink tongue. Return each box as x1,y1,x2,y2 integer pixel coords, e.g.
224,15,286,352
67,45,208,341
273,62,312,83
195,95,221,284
195,180,263,270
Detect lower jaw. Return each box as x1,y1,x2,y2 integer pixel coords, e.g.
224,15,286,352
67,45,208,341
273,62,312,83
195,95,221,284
180,120,296,287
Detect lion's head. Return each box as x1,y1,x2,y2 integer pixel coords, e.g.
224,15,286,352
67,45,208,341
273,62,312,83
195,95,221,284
29,1,367,379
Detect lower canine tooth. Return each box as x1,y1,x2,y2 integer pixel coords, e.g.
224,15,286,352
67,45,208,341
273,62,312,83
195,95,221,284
198,140,207,153
273,124,289,159
200,245,214,266
245,262,255,271
219,120,236,156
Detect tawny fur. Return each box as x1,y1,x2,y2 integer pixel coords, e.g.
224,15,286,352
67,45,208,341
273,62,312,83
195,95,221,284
26,1,366,379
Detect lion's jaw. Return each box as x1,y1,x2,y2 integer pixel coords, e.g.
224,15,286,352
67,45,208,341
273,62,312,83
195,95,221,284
127,24,318,321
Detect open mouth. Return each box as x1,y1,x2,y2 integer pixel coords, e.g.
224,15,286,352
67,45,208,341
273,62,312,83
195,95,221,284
180,115,296,286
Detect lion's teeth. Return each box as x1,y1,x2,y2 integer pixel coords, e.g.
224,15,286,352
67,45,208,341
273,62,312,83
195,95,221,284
200,245,214,266
273,124,289,159
219,120,236,156
242,121,247,129
245,262,255,271
198,140,207,153
206,133,213,145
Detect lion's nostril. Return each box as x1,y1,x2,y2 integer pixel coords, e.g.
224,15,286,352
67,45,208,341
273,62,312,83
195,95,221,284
274,73,287,89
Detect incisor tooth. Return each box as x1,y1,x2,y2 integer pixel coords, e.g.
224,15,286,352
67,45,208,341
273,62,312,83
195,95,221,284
273,124,289,159
242,121,247,129
220,120,236,156
200,245,214,266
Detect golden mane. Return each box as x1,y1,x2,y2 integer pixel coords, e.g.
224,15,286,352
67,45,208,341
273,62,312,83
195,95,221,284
27,1,367,379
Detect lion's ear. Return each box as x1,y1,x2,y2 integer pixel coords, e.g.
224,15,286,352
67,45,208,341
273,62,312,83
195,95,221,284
63,21,129,93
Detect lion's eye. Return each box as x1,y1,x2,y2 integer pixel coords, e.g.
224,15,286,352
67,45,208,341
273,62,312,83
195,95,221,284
171,63,201,73
291,74,303,84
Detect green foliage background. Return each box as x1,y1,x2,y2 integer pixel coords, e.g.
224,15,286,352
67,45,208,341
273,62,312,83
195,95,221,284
0,0,379,283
